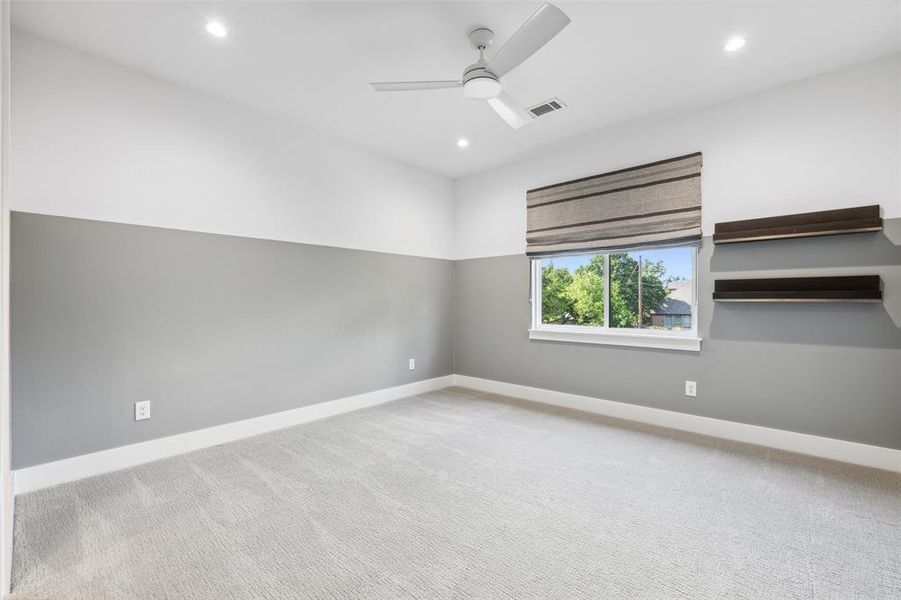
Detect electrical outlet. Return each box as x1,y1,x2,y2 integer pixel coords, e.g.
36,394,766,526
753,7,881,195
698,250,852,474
135,401,151,421
684,381,697,397
408,358,415,370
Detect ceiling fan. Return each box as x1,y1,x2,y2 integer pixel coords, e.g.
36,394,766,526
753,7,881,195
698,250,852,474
370,3,571,130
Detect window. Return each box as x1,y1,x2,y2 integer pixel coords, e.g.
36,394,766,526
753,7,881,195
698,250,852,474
530,245,700,351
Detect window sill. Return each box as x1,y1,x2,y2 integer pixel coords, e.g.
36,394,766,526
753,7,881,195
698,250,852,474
528,328,702,352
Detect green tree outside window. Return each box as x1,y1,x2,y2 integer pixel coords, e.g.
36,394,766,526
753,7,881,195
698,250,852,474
541,253,672,328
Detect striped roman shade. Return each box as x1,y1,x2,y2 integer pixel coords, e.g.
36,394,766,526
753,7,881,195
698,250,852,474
526,152,703,257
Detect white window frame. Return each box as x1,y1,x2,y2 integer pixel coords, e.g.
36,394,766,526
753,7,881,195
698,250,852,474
529,246,702,352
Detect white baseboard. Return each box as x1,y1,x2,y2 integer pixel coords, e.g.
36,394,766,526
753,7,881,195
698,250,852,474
13,375,454,495
453,375,901,473
14,372,900,495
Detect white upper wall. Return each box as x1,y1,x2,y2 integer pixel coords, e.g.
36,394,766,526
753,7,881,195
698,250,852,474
453,54,901,259
11,31,899,262
10,31,455,259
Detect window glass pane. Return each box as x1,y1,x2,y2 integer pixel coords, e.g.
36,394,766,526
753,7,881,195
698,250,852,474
539,254,605,326
538,246,694,332
609,247,694,330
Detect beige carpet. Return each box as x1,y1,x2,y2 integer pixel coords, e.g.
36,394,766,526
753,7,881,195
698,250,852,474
11,387,901,599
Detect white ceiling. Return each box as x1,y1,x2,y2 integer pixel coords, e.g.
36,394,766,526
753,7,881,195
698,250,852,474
11,1,901,178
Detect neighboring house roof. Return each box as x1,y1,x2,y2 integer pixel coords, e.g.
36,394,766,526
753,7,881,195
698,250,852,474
653,280,692,315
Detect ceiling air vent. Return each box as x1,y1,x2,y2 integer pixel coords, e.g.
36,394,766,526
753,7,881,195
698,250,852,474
528,98,567,118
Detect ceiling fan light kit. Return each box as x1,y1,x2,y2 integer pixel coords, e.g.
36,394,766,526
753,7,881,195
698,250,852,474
462,75,501,100
370,3,571,129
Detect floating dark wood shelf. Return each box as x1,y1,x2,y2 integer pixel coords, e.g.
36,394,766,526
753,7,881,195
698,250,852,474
713,205,882,244
713,276,882,303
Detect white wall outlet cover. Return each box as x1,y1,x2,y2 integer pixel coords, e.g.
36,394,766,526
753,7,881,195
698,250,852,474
135,401,151,421
685,381,697,397
408,358,415,370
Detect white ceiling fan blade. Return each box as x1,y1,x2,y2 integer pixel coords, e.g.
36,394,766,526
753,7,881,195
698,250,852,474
486,3,571,78
487,91,533,129
370,81,462,92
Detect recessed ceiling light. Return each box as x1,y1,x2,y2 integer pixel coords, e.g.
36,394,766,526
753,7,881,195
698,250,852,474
724,36,746,53
205,21,228,39
457,138,470,149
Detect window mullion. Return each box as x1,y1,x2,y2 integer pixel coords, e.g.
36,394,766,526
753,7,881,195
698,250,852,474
531,260,541,329
603,253,610,330
692,247,699,335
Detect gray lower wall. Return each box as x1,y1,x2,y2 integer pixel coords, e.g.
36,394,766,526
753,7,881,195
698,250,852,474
12,212,901,468
454,222,901,450
11,212,454,468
